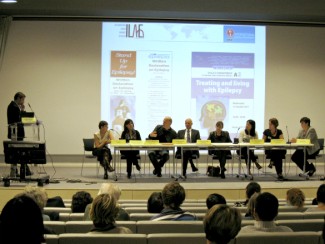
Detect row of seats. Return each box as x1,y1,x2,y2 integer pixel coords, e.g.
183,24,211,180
57,211,325,222
45,232,323,244
44,219,324,234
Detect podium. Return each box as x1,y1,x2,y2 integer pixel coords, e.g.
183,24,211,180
3,122,49,187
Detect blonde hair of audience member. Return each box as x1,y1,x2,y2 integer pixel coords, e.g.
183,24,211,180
98,183,121,201
90,194,119,226
24,186,48,210
286,188,305,209
204,204,241,244
245,192,260,218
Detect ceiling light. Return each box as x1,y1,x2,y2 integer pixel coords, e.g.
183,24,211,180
0,0,18,3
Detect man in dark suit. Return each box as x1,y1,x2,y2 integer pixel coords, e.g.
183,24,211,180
176,118,201,178
7,92,32,177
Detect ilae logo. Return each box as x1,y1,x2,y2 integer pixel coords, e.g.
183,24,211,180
126,24,144,38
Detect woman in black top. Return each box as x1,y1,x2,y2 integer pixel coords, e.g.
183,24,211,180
208,121,232,178
120,119,141,178
262,118,286,180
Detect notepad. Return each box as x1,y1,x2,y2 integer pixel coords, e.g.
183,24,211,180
270,139,286,144
296,139,311,144
196,140,211,145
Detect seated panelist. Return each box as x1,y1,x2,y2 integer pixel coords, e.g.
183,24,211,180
176,118,200,178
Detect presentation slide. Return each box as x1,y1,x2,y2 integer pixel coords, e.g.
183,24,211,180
101,22,265,139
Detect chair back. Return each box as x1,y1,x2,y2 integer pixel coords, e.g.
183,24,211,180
137,221,204,234
83,138,94,152
147,233,206,244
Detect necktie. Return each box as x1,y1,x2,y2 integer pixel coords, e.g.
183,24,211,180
187,130,191,143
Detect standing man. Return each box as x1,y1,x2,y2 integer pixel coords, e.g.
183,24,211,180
176,118,200,178
148,116,177,177
7,92,32,177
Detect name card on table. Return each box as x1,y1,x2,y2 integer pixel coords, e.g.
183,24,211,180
129,140,144,145
22,117,37,124
271,139,286,144
196,140,211,145
249,139,264,145
172,139,187,144
296,139,311,144
144,140,160,145
111,140,126,145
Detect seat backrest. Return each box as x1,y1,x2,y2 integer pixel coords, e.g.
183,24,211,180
304,211,325,219
235,231,321,244
276,219,324,232
44,234,59,244
44,207,72,214
58,233,147,244
318,138,324,151
147,233,206,244
275,212,304,220
44,221,66,234
137,221,204,234
69,213,85,221
130,213,156,221
65,221,137,233
83,138,94,151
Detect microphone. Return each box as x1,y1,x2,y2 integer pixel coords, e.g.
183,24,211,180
234,126,241,144
286,125,291,144
28,103,40,125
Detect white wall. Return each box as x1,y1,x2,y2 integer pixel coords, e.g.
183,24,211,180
0,21,324,155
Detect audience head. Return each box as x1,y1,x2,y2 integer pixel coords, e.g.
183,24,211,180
90,194,119,227
246,192,260,218
204,204,241,244
98,120,108,130
286,188,305,208
317,184,325,204
300,117,311,127
245,182,261,200
24,186,48,211
98,183,121,201
254,192,279,221
162,182,185,209
269,118,279,129
147,192,164,213
0,195,45,244
71,191,93,213
206,193,227,209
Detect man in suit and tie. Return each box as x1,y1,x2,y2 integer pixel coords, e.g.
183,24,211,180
176,118,200,178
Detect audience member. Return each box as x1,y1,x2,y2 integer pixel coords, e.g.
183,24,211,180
46,195,65,207
147,192,164,213
84,183,130,220
148,116,177,177
286,188,305,210
89,194,132,234
235,181,261,206
206,193,227,209
71,191,93,213
0,195,45,244
24,186,50,221
240,192,293,233
151,182,197,221
204,204,241,244
306,184,325,212
244,192,260,219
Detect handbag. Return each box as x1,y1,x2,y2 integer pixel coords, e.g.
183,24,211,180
206,165,220,177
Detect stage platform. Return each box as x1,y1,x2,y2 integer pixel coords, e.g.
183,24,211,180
0,160,324,210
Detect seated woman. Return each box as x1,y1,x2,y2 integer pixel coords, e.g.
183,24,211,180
207,121,232,179
89,194,132,234
262,118,286,180
120,119,142,179
92,120,114,179
238,119,262,175
286,188,305,210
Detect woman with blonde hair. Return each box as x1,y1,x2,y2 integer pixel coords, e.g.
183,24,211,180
286,188,305,209
89,194,132,234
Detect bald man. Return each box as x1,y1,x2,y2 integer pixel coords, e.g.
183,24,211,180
148,116,177,177
176,118,201,178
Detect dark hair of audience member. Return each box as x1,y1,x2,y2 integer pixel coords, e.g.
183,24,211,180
0,195,45,244
71,191,93,213
245,182,261,200
206,193,227,209
147,192,164,213
162,182,185,210
204,204,241,244
317,184,325,204
254,192,279,221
